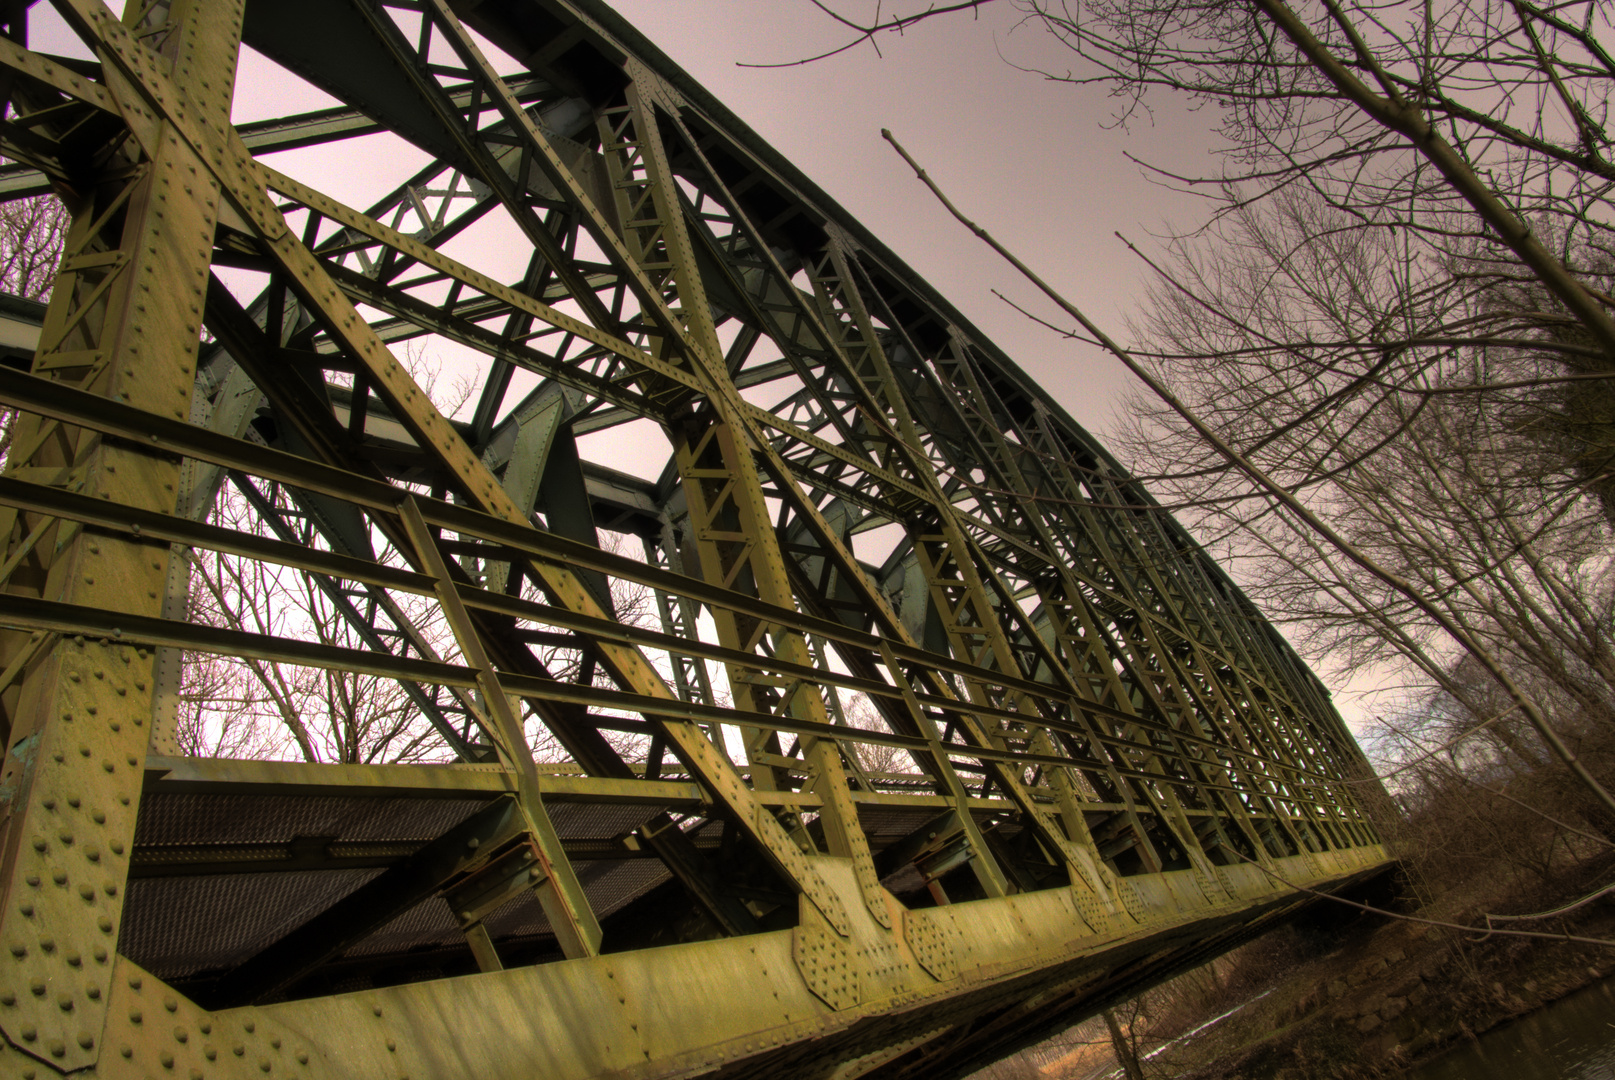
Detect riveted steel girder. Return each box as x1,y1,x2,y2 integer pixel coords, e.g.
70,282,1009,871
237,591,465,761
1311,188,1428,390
0,2,1389,1079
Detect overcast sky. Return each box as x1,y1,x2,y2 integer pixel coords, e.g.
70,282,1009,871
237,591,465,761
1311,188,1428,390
605,0,1220,440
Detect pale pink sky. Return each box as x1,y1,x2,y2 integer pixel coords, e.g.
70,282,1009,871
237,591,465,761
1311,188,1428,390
604,0,1219,439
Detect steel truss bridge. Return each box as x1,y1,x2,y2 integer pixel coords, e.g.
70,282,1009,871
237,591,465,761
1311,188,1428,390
0,2,1388,1077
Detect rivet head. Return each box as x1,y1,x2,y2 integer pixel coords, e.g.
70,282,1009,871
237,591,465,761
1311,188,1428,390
174,1027,188,1043
165,997,178,1012
78,1032,94,1049
161,1052,175,1069
49,1040,66,1058
131,1009,143,1023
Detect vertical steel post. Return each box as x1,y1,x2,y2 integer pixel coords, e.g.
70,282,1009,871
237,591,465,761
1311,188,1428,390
0,1,242,1067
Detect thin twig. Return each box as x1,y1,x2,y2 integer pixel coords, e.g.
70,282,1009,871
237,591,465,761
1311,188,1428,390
1357,706,1519,782
1233,851,1615,949
1485,876,1615,924
738,0,995,68
881,126,1615,822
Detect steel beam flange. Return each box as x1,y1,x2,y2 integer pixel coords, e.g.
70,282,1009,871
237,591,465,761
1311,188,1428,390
853,929,914,1003
851,844,891,929
98,960,315,1080
1116,879,1149,924
793,915,861,1012
0,638,145,1068
1069,879,1116,934
1194,868,1233,908
902,908,961,984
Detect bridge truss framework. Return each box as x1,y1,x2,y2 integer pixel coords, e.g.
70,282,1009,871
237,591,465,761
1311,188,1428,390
0,2,1387,1078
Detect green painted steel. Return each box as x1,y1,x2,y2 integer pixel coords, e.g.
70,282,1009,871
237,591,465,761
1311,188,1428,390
0,2,1390,1078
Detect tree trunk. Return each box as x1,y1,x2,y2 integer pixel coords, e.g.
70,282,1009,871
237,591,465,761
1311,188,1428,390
1104,1009,1146,1080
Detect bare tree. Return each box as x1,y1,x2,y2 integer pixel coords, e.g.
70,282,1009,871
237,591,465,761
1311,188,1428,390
1105,189,1615,820
834,690,922,776
0,194,65,301
177,463,666,767
0,192,66,468
815,0,1615,355
1103,1006,1148,1080
177,474,468,764
814,0,1615,824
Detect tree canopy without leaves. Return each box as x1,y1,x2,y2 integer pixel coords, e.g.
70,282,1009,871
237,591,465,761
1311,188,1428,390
0,192,66,467
821,0,1615,352
1114,190,1614,815
818,0,1615,814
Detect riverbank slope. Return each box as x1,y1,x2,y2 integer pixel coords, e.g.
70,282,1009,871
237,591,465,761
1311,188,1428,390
1122,871,1615,1079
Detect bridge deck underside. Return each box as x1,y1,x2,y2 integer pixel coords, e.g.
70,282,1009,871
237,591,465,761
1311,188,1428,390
125,753,1388,1080
0,1,1390,1078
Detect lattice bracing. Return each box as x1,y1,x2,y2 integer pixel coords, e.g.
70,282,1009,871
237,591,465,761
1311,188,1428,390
0,3,1388,1078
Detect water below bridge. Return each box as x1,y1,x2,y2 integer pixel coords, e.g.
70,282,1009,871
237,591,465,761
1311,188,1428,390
1398,977,1615,1080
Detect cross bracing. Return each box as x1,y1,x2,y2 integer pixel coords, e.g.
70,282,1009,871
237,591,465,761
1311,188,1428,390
0,2,1389,1078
